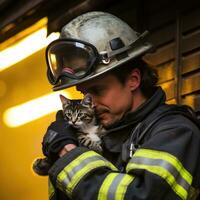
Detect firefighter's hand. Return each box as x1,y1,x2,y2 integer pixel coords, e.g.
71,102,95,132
59,144,77,157
42,110,78,161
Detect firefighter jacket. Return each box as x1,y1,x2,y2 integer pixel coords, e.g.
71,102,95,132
48,87,200,200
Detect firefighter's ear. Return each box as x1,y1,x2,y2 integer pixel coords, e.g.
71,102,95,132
127,68,141,91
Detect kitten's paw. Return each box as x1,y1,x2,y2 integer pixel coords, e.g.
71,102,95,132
90,143,103,153
78,135,103,153
78,135,89,145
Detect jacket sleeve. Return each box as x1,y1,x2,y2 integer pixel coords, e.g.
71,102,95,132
48,147,135,200
48,115,200,200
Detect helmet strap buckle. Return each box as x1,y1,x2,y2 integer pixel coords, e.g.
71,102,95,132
99,51,111,64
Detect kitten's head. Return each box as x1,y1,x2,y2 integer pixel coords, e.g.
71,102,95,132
60,94,95,128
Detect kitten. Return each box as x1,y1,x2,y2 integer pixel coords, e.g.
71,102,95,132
60,94,105,153
33,95,105,176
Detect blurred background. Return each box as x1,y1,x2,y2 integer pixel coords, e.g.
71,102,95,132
0,0,199,199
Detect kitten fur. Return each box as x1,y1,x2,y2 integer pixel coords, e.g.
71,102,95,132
60,94,105,152
32,95,105,176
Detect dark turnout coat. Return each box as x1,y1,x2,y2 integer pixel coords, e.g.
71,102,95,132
48,87,200,200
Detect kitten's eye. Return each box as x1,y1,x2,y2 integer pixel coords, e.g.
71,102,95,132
66,112,72,118
77,113,83,117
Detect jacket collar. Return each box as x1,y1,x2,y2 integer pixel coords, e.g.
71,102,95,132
103,86,166,152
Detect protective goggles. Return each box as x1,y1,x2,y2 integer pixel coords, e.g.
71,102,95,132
46,31,149,85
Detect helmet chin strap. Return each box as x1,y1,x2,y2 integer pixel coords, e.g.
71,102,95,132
99,30,149,64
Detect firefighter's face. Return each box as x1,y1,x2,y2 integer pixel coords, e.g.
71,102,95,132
76,70,141,128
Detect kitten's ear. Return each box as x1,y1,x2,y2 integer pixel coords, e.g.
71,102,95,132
81,95,93,107
60,94,70,105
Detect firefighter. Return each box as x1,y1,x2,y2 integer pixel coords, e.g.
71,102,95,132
43,11,200,199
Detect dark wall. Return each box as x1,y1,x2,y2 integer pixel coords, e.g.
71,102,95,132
105,0,200,112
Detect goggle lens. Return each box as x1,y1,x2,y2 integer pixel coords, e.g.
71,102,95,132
47,40,97,83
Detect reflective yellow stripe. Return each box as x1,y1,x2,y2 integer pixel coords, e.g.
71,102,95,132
57,151,117,198
98,173,134,200
126,148,193,200
98,173,118,200
116,174,134,200
128,162,187,199
133,149,192,184
48,178,55,200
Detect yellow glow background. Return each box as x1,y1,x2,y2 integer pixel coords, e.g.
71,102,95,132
0,24,83,199
1,16,198,200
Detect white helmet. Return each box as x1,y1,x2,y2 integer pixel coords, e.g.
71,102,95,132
46,11,153,91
